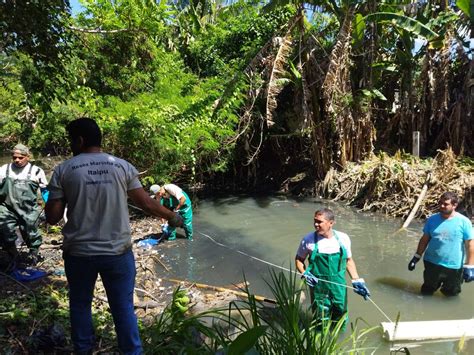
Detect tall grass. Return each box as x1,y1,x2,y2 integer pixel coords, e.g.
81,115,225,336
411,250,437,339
142,271,377,354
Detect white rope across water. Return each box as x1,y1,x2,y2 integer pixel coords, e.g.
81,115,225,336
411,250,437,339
197,230,393,323
125,202,394,323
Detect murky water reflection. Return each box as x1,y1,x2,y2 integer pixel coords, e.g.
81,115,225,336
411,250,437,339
164,195,474,354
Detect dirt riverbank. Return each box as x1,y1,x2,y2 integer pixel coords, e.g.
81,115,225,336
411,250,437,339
0,216,246,353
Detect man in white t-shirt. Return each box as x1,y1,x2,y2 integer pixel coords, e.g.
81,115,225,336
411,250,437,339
295,208,370,329
0,144,48,266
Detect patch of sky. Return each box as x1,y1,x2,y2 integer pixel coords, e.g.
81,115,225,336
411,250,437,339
70,0,84,15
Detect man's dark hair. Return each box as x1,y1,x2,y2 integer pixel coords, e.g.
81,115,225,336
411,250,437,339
66,117,102,148
439,191,459,205
315,208,335,221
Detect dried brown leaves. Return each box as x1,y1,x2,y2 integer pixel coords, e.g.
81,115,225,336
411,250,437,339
319,148,473,219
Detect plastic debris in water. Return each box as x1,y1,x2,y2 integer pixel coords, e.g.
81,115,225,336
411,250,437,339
137,238,160,249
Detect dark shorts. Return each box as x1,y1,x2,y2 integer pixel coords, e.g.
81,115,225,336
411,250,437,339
421,260,463,296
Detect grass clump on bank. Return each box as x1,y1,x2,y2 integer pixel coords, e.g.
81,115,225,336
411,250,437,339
139,270,377,354
0,277,117,353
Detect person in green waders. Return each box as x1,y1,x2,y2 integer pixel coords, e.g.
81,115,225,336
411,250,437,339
0,144,48,267
150,184,193,240
295,208,370,329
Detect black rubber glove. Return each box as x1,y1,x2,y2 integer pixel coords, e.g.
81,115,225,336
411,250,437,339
463,265,474,282
408,253,421,271
168,213,184,228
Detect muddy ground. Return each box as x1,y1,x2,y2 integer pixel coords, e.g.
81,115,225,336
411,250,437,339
0,215,249,352
0,214,245,315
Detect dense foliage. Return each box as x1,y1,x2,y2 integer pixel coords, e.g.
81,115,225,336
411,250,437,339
0,0,471,189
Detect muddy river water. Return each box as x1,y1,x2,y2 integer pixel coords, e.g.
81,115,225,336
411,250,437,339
164,195,474,354
2,152,472,353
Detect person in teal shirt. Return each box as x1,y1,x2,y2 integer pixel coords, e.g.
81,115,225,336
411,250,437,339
150,184,193,240
408,192,474,296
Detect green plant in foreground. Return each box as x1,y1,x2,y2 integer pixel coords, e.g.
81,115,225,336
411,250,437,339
142,287,229,354
0,270,376,353
142,271,377,354
221,271,378,354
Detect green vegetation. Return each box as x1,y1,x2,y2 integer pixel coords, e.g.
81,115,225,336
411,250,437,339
0,1,471,189
0,2,471,352
0,270,376,353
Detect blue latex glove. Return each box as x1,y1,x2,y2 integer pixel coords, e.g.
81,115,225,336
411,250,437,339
352,278,370,300
408,253,421,271
161,223,170,237
40,188,49,203
463,266,474,282
301,269,318,287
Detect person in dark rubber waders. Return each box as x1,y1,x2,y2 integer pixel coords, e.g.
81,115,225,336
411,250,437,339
295,208,370,330
45,117,183,355
0,143,48,268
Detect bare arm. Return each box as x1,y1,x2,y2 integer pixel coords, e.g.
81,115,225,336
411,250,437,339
465,239,474,265
176,196,186,210
128,187,176,220
415,233,430,255
346,257,360,280
295,256,306,274
45,198,66,225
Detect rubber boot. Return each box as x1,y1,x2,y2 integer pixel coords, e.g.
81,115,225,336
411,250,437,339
4,244,19,271
27,249,43,266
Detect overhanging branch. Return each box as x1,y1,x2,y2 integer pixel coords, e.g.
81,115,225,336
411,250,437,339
67,26,137,34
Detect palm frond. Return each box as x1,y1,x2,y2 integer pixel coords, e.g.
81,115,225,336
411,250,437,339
322,5,354,108
265,34,293,127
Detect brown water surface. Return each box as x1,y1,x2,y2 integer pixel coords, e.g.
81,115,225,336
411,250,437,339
167,195,474,354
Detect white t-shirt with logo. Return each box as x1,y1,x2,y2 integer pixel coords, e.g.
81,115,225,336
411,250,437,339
48,152,142,256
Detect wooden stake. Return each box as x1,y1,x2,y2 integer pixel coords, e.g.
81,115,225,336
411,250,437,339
164,278,277,304
152,255,170,272
400,173,431,230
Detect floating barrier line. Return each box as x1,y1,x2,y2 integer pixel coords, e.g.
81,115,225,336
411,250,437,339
367,297,393,323
197,230,393,323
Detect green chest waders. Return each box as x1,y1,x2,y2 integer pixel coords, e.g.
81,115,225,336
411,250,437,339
161,191,193,240
0,164,42,250
306,232,348,328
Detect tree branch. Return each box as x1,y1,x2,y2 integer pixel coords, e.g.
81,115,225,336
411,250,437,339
67,26,136,34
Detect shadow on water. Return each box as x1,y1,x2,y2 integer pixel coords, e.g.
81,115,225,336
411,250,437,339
208,194,311,212
375,276,442,298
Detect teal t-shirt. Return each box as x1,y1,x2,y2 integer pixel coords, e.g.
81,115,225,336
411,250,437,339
423,212,473,269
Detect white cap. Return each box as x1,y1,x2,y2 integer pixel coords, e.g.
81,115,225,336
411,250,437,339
150,184,161,194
